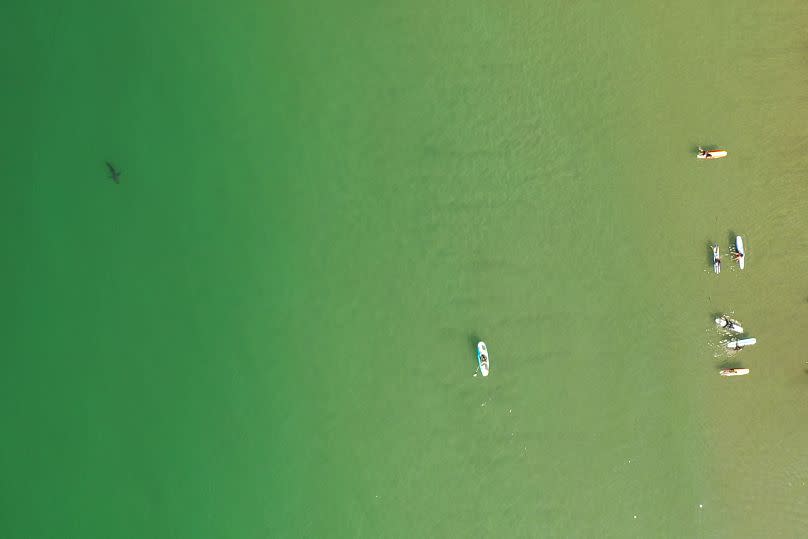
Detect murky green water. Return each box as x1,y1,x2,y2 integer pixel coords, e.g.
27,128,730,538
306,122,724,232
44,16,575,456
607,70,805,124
3,1,808,537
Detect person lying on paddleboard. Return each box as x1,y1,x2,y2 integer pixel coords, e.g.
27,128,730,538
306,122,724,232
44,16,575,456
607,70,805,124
733,252,744,261
698,147,711,158
480,354,488,368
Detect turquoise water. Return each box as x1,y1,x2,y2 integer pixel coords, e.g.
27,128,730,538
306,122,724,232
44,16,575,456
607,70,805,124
4,1,808,537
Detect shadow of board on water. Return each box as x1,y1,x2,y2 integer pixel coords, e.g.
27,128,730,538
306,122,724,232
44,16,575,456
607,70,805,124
719,360,743,371
691,143,718,154
468,334,481,367
705,241,716,269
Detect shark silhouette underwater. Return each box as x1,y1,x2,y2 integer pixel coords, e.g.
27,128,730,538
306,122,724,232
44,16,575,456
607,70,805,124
105,161,122,184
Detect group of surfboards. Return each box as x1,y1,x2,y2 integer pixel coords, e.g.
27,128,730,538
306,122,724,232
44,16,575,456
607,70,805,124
700,147,756,378
711,236,745,274
715,315,756,377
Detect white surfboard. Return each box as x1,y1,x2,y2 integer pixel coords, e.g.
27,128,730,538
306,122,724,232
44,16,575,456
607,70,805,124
735,236,745,269
727,338,756,349
713,245,721,274
715,317,743,333
477,342,489,377
697,149,728,159
720,368,750,377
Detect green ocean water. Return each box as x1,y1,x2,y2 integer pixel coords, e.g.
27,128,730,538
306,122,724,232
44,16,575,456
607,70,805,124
4,1,808,537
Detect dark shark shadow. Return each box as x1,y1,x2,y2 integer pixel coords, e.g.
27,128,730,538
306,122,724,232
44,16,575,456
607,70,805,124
105,161,121,184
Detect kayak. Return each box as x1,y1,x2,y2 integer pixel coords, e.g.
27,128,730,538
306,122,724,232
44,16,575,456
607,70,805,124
715,317,743,333
697,149,728,159
727,337,757,349
477,341,489,377
735,236,745,269
713,244,721,274
720,368,750,377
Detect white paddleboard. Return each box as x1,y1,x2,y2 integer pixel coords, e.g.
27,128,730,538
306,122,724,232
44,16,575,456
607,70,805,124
697,149,728,159
720,368,750,377
727,338,756,349
477,341,489,377
735,236,745,269
715,317,743,333
712,245,721,274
